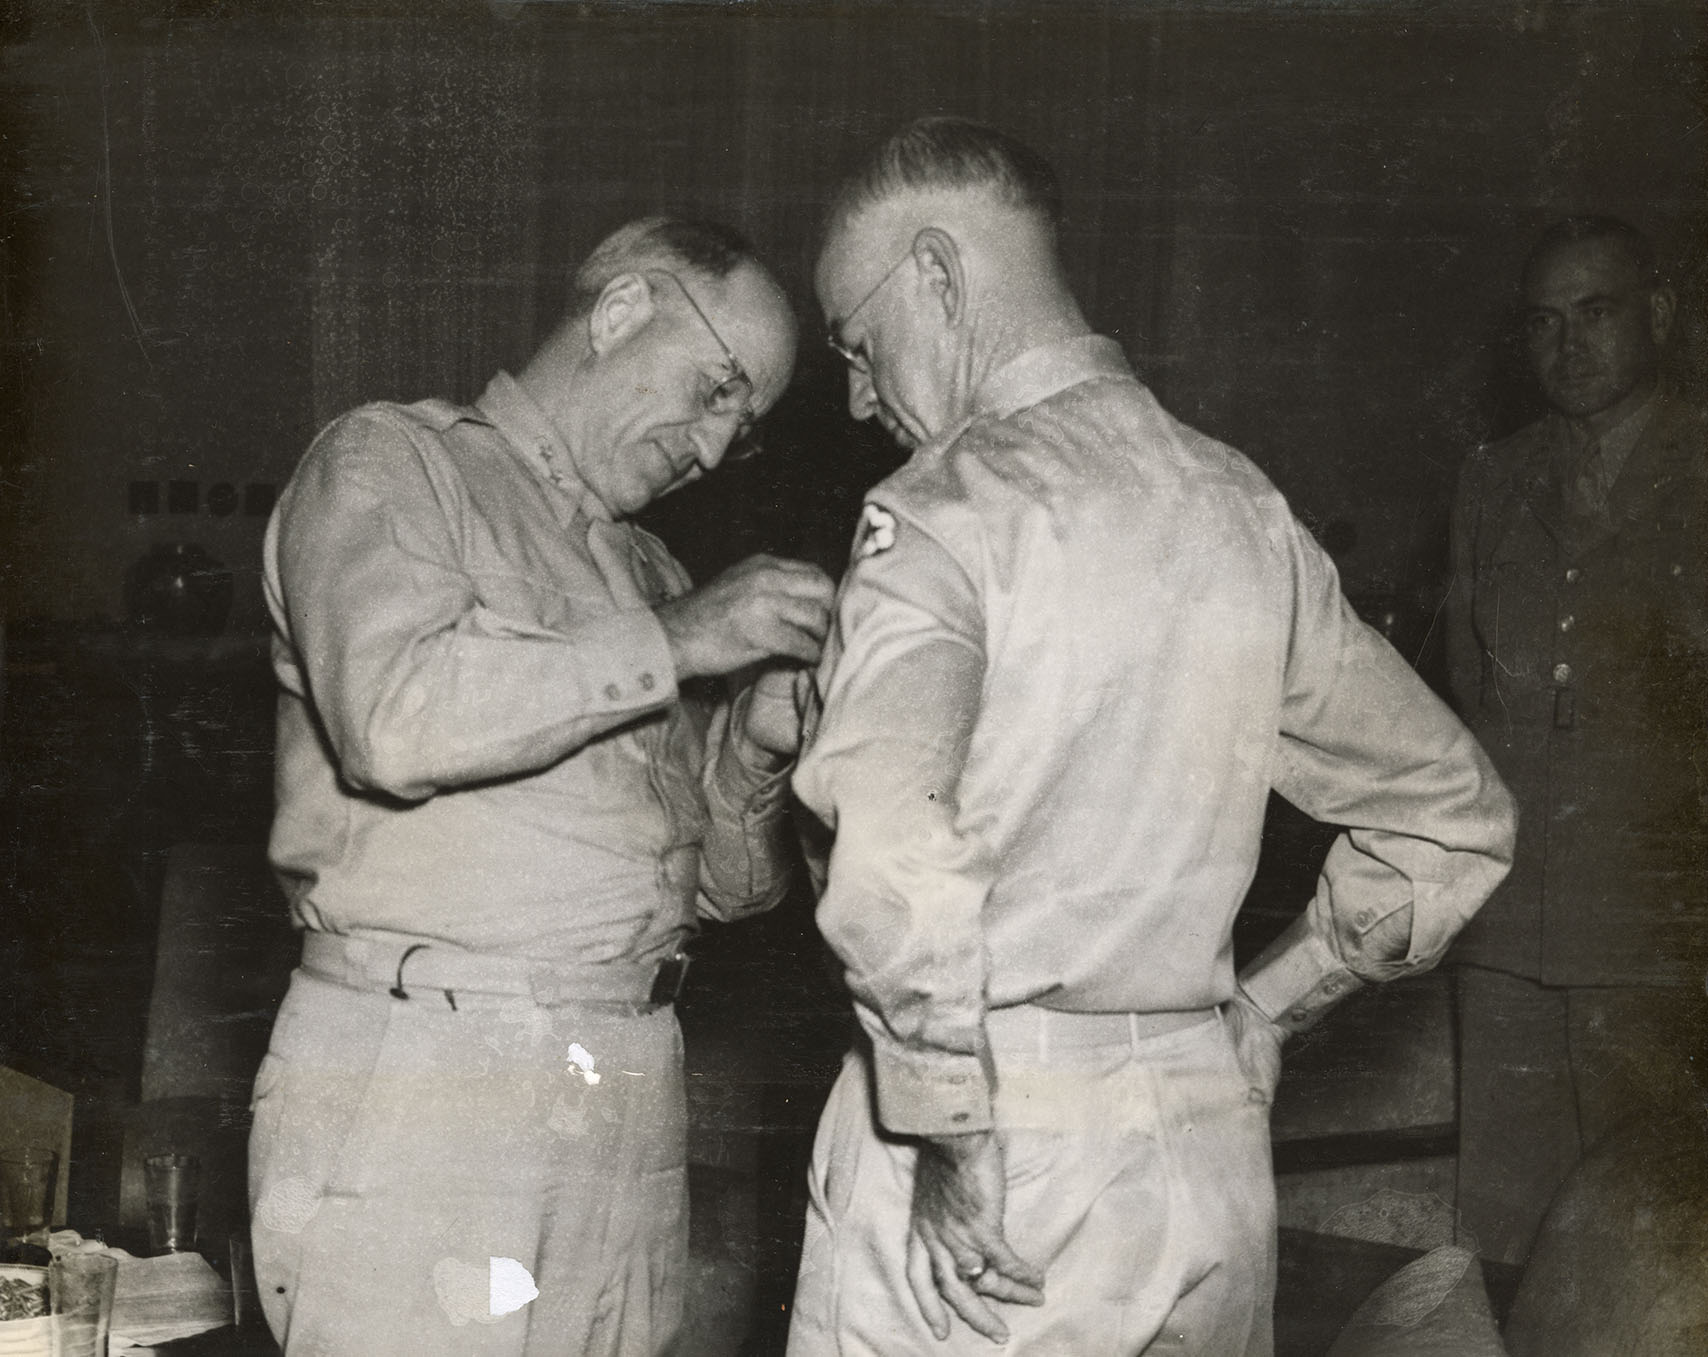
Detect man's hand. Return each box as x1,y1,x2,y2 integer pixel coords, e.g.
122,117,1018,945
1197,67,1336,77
738,665,813,759
656,554,834,680
1224,989,1287,1104
906,1130,1045,1344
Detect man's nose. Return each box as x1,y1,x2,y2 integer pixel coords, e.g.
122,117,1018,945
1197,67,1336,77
691,413,742,472
846,367,878,422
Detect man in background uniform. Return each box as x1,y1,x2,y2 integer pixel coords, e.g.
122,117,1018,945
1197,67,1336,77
1447,215,1708,1266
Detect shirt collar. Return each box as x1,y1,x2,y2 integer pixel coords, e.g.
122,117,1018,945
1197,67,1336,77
972,334,1133,422
1547,383,1661,483
1593,386,1660,488
474,371,613,523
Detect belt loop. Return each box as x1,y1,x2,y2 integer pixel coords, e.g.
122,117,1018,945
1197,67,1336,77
389,943,430,1000
1127,1012,1141,1055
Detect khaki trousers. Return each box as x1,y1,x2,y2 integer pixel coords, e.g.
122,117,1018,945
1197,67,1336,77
1456,964,1708,1266
787,1009,1276,1356
248,969,686,1356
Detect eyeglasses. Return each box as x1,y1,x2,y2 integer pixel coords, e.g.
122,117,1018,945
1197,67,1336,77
649,269,764,461
825,247,913,373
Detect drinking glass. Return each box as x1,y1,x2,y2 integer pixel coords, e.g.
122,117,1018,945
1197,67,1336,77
141,1154,200,1255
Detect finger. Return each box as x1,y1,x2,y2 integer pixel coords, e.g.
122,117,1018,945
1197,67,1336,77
906,1226,951,1343
973,1236,1046,1306
923,1229,1009,1344
747,611,831,664
741,555,833,589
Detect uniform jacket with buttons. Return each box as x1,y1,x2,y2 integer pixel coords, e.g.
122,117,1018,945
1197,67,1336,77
265,373,792,969
1447,391,1708,987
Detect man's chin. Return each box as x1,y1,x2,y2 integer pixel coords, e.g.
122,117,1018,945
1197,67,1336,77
1545,381,1622,422
877,411,919,451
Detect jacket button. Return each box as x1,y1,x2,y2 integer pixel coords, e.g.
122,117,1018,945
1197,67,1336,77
1552,663,1573,685
639,672,656,692
1564,567,1581,583
1558,614,1575,632
604,683,621,701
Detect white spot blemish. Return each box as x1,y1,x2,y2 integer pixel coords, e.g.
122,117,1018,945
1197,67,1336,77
490,1257,539,1317
255,1176,321,1234
566,1042,602,1085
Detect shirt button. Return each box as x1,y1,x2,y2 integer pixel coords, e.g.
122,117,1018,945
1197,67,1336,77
1558,614,1574,632
639,672,656,692
1552,663,1573,685
604,683,622,701
1564,567,1581,583
1288,1008,1311,1026
1354,909,1374,928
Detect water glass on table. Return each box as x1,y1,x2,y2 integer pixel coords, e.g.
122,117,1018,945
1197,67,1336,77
48,1252,117,1357
0,1149,57,1269
142,1155,200,1255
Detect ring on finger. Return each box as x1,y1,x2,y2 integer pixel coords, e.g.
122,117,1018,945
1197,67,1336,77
956,1260,987,1282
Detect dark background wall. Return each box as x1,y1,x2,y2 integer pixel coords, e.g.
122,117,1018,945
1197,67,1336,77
0,0,1703,1281
2,0,1703,635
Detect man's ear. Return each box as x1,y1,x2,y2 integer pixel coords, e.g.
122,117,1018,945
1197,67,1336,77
588,273,656,356
911,228,965,328
1649,285,1677,347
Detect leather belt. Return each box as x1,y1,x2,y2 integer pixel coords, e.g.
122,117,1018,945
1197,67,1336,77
300,932,690,1011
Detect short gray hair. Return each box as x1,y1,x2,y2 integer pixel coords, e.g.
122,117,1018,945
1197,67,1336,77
1524,215,1659,289
569,215,755,318
830,116,1063,238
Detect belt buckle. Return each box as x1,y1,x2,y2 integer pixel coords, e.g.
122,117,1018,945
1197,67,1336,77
648,953,691,1006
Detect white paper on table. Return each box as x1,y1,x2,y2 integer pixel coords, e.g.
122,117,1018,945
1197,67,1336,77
108,1251,230,1347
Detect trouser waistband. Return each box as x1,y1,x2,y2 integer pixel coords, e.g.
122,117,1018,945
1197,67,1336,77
299,931,687,1010
985,1005,1220,1054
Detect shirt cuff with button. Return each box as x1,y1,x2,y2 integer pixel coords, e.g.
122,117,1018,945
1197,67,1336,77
1237,914,1364,1034
857,1002,996,1137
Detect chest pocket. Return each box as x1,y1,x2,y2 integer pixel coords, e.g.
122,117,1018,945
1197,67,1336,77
1474,520,1557,695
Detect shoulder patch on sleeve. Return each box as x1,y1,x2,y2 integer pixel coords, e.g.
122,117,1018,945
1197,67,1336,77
855,503,898,559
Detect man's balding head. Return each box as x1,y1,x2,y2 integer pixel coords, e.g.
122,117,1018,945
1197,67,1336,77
522,214,796,517
816,119,1087,449
568,216,758,321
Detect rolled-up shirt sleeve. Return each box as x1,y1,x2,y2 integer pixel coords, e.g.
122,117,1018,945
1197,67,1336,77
793,510,997,1137
268,409,677,802
1239,517,1517,1032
